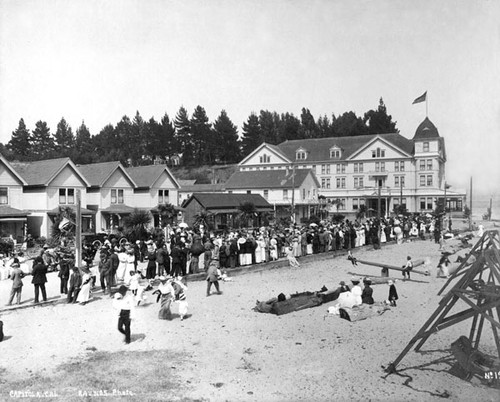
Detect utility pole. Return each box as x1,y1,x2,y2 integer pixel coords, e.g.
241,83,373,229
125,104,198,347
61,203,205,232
469,177,473,230
76,190,82,269
291,164,296,224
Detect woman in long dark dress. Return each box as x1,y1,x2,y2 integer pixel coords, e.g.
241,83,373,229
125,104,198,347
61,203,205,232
153,276,175,320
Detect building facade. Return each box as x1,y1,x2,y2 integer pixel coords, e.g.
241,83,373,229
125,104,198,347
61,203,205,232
238,118,465,219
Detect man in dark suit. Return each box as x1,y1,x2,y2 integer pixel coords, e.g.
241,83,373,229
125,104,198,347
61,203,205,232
31,256,48,303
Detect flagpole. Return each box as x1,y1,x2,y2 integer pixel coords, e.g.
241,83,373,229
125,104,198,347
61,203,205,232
426,92,428,118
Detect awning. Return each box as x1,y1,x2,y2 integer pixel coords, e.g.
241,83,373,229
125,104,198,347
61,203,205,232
0,205,31,217
48,206,96,215
101,204,139,214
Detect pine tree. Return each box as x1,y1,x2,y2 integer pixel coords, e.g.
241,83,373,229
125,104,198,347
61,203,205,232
54,117,75,154
241,113,261,157
31,121,55,160
174,106,193,165
259,110,280,144
299,108,318,138
212,110,240,164
7,118,32,159
364,97,399,134
73,121,94,164
191,106,212,164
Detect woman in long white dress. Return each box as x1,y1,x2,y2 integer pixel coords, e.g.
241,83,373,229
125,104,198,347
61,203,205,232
77,269,92,304
116,247,128,282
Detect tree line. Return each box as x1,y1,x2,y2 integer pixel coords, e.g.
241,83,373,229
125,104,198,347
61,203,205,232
0,98,398,167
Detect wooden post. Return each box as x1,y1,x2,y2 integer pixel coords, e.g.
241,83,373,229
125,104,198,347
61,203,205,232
469,177,473,231
75,190,82,269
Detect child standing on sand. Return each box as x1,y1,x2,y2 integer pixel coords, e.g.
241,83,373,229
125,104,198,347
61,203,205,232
387,280,398,306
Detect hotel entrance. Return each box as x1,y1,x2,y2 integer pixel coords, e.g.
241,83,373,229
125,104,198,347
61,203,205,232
367,198,387,217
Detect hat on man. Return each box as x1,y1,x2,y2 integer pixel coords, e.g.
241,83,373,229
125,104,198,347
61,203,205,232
339,281,346,286
351,276,360,284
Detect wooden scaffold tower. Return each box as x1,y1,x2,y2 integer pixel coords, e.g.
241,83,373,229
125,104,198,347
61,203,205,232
386,229,500,379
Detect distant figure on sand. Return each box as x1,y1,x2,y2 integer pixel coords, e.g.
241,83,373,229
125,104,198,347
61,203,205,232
7,260,24,306
285,246,300,268
402,256,413,280
113,285,134,344
387,280,398,306
153,276,175,320
361,278,374,304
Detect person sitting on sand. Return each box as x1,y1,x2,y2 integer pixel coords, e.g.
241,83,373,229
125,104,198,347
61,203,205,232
285,246,300,268
402,256,413,280
361,278,374,304
339,281,350,293
437,253,451,278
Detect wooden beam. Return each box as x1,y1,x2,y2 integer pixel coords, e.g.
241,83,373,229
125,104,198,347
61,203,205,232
356,259,429,276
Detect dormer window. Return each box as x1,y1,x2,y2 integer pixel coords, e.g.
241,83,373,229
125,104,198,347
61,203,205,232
296,149,307,160
259,154,271,163
330,146,341,159
423,142,429,152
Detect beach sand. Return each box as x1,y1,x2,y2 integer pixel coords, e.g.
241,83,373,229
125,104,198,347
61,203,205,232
1,226,499,401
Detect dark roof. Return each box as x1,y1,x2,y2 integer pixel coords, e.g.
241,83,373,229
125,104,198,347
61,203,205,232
179,183,226,192
0,205,30,217
276,133,413,161
48,206,96,215
10,158,79,186
126,165,180,189
100,204,138,214
184,193,272,210
225,169,316,189
78,161,135,187
413,117,440,140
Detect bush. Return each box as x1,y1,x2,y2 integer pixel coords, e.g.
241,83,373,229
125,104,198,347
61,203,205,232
0,238,14,256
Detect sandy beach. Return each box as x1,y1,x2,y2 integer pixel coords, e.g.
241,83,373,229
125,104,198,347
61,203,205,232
1,226,499,401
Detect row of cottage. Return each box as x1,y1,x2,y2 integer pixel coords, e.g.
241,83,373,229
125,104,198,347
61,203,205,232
0,117,465,241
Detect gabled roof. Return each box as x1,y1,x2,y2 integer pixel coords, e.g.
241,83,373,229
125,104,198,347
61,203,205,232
347,135,413,160
178,179,197,187
276,133,414,162
413,117,440,140
183,193,272,210
78,161,137,188
239,142,292,165
11,157,90,187
0,154,27,185
126,164,180,189
225,169,319,189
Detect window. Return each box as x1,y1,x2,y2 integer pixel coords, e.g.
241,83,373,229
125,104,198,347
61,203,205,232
427,175,433,186
330,148,341,158
158,189,169,204
423,142,429,152
321,178,330,189
336,177,346,189
247,190,251,194
321,164,330,174
375,162,380,172
338,198,346,210
394,176,405,188
427,159,433,170
394,161,405,172
427,197,434,210
59,188,75,204
353,162,364,173
419,175,426,186
302,189,306,200
336,163,346,174
111,189,124,204
381,162,385,172
419,160,426,170
0,188,7,205
259,154,271,163
312,189,316,198
296,151,306,160
283,189,288,200
372,147,385,158
353,198,359,210
420,197,426,210
354,177,364,188
263,190,269,199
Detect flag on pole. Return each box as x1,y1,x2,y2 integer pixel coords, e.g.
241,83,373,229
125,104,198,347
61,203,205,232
412,91,427,104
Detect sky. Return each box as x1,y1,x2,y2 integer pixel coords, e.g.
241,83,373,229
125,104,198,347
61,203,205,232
0,0,499,198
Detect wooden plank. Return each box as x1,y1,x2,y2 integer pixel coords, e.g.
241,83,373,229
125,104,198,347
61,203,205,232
356,259,429,276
